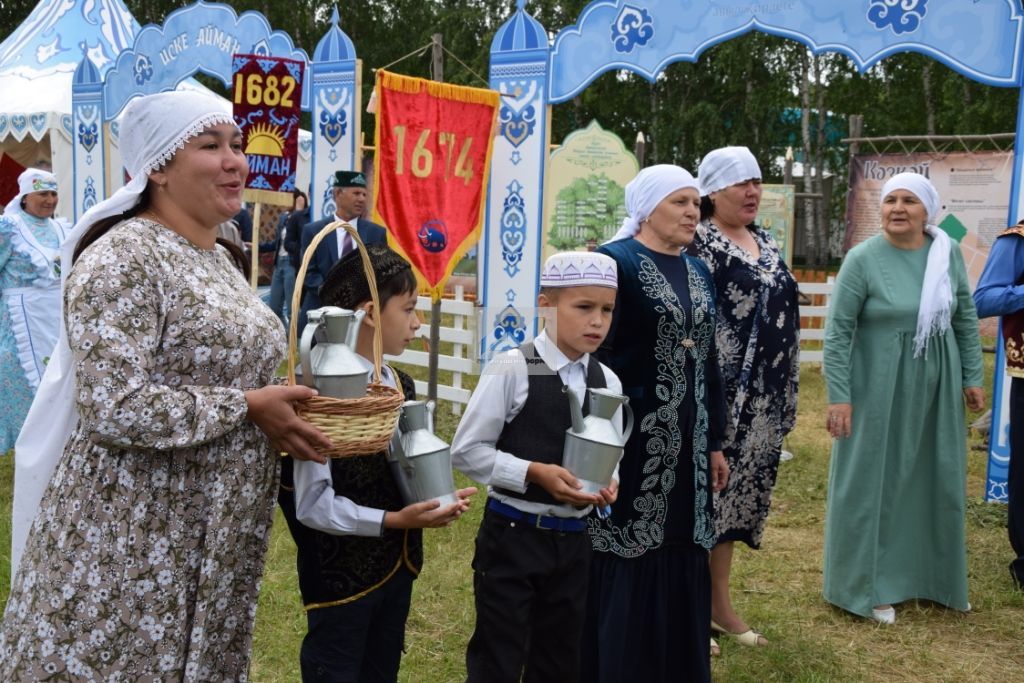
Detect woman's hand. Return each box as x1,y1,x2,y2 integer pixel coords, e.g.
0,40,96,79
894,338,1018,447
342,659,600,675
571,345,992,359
244,385,333,464
963,387,986,412
826,403,852,439
383,487,477,529
710,450,729,492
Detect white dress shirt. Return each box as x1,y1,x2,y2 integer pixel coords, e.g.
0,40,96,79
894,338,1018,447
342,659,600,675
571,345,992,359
450,329,623,518
293,356,396,537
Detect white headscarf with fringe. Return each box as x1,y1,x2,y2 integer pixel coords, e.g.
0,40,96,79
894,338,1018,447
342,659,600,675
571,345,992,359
11,91,237,579
881,172,951,359
606,164,699,243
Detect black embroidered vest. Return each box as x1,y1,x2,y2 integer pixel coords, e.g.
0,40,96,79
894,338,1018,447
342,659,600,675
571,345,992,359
278,369,423,609
494,342,607,505
998,225,1024,378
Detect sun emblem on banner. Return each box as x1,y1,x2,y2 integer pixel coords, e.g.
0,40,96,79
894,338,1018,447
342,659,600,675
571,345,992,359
245,122,286,156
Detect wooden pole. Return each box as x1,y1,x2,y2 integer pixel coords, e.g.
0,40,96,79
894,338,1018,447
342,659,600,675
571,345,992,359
427,33,443,405
250,202,262,289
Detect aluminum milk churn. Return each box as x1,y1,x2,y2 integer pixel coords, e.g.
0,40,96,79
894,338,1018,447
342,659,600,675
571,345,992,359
298,307,369,399
562,388,634,494
388,400,459,506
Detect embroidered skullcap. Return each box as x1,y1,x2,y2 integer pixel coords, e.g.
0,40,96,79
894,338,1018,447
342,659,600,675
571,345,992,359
606,165,699,242
333,171,368,188
540,251,617,289
320,242,413,309
881,172,940,224
10,91,240,577
697,146,762,196
880,172,951,358
4,167,58,215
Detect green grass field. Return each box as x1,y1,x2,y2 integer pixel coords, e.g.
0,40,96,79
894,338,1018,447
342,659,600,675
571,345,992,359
2,359,1023,681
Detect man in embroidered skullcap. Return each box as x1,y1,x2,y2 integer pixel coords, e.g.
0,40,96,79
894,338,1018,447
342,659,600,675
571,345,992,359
452,250,623,682
2,90,330,679
975,220,1024,589
585,164,730,682
297,170,387,333
0,168,68,456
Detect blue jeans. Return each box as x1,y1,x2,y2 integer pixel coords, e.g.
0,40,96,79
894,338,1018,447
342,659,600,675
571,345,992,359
269,258,297,326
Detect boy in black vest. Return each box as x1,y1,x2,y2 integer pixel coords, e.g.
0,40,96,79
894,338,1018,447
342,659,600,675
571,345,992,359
279,243,476,682
451,251,623,682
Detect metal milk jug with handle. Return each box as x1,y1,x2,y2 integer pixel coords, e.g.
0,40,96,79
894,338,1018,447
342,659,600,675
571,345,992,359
388,401,459,506
562,388,634,494
299,307,369,399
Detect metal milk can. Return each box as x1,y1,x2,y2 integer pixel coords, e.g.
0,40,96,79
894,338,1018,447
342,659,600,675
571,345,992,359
388,401,459,506
298,307,369,399
562,388,634,494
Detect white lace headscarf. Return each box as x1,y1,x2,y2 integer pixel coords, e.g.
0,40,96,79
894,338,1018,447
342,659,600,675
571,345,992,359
4,167,59,216
880,172,952,359
11,91,238,578
606,164,699,242
697,146,761,196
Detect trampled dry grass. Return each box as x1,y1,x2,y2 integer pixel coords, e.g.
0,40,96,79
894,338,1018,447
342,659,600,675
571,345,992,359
2,361,1023,681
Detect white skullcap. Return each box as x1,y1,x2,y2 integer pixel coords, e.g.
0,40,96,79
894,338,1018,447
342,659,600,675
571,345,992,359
697,146,761,196
4,167,58,215
606,164,699,242
541,251,617,288
881,172,940,224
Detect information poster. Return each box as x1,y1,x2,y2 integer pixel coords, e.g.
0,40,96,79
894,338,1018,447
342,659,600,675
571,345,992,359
759,184,795,265
544,120,638,260
844,151,1012,287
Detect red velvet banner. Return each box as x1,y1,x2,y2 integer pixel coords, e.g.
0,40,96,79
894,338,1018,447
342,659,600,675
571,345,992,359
372,70,499,300
232,54,304,206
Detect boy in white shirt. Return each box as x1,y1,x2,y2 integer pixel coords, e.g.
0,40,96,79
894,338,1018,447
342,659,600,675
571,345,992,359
451,251,623,683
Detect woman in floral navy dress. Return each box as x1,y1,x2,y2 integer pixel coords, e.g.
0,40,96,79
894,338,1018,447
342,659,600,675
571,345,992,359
689,146,800,651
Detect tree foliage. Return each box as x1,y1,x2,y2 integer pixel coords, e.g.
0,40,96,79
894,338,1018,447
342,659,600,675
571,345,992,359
2,0,1019,262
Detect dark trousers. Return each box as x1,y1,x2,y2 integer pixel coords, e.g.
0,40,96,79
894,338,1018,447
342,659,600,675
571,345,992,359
1010,377,1024,588
466,507,592,683
300,567,414,683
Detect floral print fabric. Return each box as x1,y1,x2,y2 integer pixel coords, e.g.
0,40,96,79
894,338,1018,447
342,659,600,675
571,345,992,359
0,218,286,680
689,221,800,548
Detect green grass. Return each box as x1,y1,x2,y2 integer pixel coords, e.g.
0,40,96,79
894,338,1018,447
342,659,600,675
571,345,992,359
3,358,1024,681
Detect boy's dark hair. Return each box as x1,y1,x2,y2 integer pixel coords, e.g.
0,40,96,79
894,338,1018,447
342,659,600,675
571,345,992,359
538,286,562,302
319,242,417,309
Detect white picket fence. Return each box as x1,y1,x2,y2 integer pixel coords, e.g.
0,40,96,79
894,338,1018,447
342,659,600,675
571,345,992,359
386,279,835,412
797,278,834,363
385,286,475,413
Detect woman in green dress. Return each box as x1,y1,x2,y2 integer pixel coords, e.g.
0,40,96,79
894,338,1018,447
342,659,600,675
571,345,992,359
823,172,985,624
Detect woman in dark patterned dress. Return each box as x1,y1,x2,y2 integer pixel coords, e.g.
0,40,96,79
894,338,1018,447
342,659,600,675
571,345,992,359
690,146,800,649
582,165,730,683
1,91,330,681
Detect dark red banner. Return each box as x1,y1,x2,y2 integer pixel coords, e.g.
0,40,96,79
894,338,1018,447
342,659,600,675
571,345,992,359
232,53,304,206
372,70,499,300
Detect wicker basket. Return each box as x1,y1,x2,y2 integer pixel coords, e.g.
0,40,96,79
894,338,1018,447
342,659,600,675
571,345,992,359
287,220,404,457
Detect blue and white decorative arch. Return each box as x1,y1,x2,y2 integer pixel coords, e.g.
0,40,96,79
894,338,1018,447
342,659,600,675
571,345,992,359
484,0,1024,499
70,1,357,220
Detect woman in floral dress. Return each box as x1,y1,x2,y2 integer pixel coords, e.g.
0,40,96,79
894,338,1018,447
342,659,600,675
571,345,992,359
1,91,330,681
0,168,68,453
689,147,800,649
